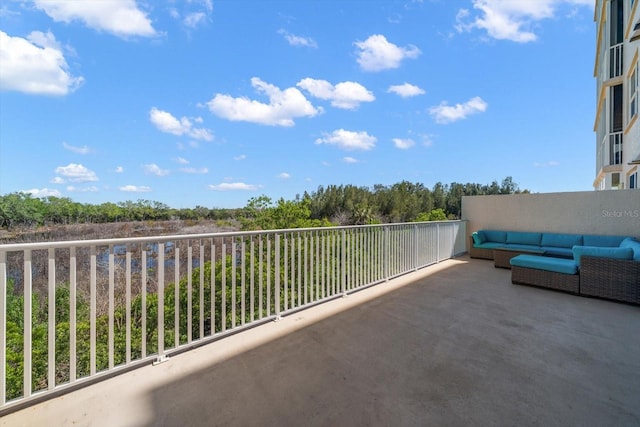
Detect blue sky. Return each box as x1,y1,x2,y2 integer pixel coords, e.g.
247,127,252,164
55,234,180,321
0,0,595,209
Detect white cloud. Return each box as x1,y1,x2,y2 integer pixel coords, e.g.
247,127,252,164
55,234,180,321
23,188,62,198
54,163,98,183
207,77,321,126
343,157,358,164
420,134,435,147
387,83,425,98
393,138,415,149
234,154,247,161
534,160,560,167
63,141,91,154
32,0,157,38
67,185,98,193
115,166,124,173
315,129,377,151
278,29,318,48
189,127,214,141
184,12,207,28
120,185,152,192
455,0,592,43
149,107,213,141
0,30,84,96
180,167,208,174
278,172,291,179
200,0,214,13
429,96,488,124
143,163,169,176
175,157,189,164
176,140,200,150
297,78,375,110
169,0,212,29
354,34,421,72
50,176,65,184
208,182,259,191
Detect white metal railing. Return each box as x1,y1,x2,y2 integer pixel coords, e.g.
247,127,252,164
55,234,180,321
609,131,623,165
609,42,623,79
0,220,466,411
597,131,624,170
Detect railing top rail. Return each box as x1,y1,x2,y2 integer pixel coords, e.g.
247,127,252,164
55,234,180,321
0,220,467,251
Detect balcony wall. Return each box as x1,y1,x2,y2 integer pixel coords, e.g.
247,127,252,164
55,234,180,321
461,190,640,242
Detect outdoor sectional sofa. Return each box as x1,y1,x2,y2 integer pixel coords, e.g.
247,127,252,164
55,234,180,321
469,230,628,260
469,230,640,305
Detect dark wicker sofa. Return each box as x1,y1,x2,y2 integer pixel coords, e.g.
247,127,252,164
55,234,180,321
509,246,640,305
580,256,640,305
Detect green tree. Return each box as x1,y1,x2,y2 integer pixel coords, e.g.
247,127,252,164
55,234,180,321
414,208,447,222
0,193,45,228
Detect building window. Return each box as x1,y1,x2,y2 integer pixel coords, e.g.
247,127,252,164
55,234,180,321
612,172,621,189
611,84,624,132
611,0,624,44
610,0,624,77
631,64,638,120
631,172,638,189
609,84,624,165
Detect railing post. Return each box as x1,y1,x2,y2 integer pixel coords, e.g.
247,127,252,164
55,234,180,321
141,248,147,357
70,247,77,382
341,229,347,295
108,245,115,370
414,224,419,271
452,223,457,257
282,234,287,312
174,244,180,349
196,240,201,338
48,248,56,390
436,224,440,262
249,238,255,322
384,226,389,281
241,240,246,326
90,246,97,375
154,242,168,365
126,248,132,365
231,239,237,329
0,250,6,405
200,240,205,336
24,249,32,398
210,241,216,334
275,234,281,320
303,233,308,304
266,237,271,316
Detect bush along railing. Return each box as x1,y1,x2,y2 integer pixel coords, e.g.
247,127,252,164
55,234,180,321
0,221,466,411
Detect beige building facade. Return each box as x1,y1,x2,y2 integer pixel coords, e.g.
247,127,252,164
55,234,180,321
594,0,640,189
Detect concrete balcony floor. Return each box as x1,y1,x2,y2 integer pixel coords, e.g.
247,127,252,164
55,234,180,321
2,256,639,427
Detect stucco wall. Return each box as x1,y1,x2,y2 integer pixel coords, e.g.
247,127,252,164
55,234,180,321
461,190,640,244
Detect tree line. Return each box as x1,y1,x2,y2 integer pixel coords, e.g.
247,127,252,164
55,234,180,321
0,177,526,230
